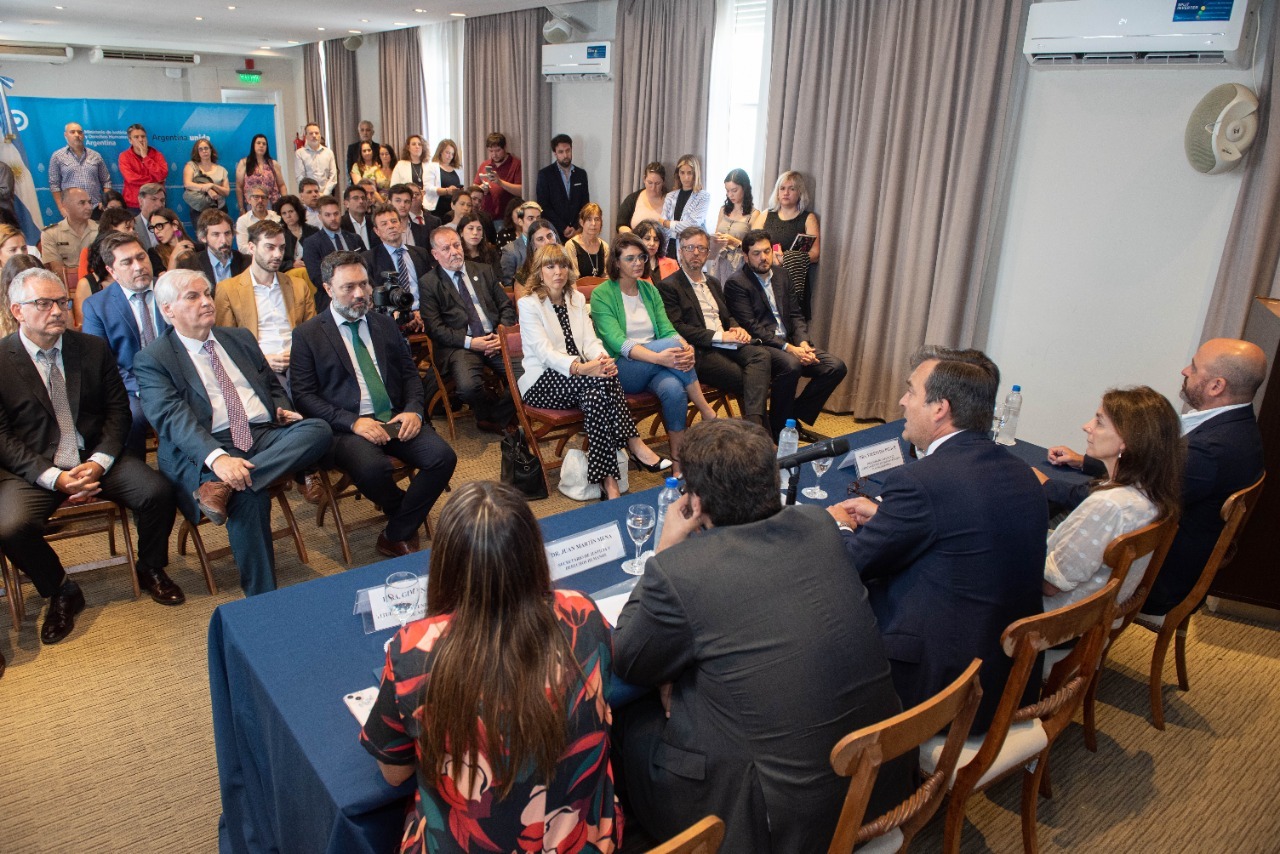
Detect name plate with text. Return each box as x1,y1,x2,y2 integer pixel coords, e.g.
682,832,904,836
545,522,627,580
850,439,906,477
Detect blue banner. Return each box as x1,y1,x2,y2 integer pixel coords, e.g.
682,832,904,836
5,94,276,239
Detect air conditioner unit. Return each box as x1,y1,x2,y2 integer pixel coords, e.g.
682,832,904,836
1024,0,1259,68
89,47,201,68
0,43,74,64
541,42,611,81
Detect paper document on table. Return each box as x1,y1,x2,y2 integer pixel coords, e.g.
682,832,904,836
595,592,632,627
544,522,628,580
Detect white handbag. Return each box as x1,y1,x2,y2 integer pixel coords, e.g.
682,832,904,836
557,449,629,501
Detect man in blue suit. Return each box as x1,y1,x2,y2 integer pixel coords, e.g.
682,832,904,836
829,346,1047,731
81,231,170,456
1044,337,1266,617
535,134,590,241
291,251,457,558
135,269,332,596
301,195,364,311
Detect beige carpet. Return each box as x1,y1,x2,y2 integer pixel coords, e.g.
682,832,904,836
1,411,1278,852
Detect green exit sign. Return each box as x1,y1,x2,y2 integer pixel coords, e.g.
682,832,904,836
238,70,262,84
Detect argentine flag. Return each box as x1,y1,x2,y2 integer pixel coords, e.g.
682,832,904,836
0,75,45,243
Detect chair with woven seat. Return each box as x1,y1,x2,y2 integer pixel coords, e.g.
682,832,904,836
1135,473,1265,730
2,498,141,629
828,659,983,854
648,816,725,854
313,459,425,565
176,478,307,594
927,579,1120,854
416,332,506,440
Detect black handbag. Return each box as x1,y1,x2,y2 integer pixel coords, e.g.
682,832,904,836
500,427,547,499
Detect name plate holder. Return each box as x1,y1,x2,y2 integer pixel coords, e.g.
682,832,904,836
353,576,429,634
544,522,628,580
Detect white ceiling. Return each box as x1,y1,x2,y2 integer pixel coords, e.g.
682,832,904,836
0,0,581,57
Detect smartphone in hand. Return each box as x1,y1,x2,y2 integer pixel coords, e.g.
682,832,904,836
381,420,402,440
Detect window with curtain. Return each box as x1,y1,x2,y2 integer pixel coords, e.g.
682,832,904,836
421,20,466,161
705,0,771,202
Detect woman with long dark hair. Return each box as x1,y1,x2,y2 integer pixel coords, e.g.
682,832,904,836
457,212,501,274
713,168,766,281
273,195,316,270
360,480,623,852
1041,386,1184,611
349,140,381,188
235,133,287,210
631,220,677,284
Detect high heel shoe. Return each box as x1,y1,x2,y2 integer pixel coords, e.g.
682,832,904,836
628,451,673,473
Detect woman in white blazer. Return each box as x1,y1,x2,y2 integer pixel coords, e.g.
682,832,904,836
518,243,672,499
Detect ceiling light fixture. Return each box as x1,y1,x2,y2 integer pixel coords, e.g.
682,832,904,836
414,8,427,13
348,29,362,34
360,19,369,23
195,16,203,21
287,40,299,44
393,22,407,26
317,27,325,31
450,13,467,17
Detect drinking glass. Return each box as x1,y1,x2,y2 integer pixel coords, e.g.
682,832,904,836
385,571,421,628
990,404,1009,441
623,504,656,575
802,457,833,500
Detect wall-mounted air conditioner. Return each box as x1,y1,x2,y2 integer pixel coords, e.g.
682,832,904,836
1024,0,1259,68
0,43,74,64
89,47,201,68
542,42,611,81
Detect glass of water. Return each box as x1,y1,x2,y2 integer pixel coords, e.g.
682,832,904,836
990,404,1008,441
385,571,421,628
623,504,656,575
802,456,833,500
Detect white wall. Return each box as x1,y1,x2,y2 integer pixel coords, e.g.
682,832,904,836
981,63,1257,446
354,40,383,142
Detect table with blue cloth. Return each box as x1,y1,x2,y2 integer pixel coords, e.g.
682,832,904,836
208,420,1086,854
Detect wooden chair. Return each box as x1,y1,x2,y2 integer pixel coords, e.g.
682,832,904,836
416,333,506,440
828,659,983,854
647,816,725,854
1135,473,1265,730
313,460,423,565
176,479,307,594
2,498,141,628
925,579,1120,854
576,276,605,301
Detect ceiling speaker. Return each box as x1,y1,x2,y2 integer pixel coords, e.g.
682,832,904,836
1185,83,1259,174
343,35,364,51
543,17,574,44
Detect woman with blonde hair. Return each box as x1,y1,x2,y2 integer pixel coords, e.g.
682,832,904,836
659,154,710,256
423,138,464,221
0,223,28,266
565,202,609,280
360,480,624,850
1,253,44,336
764,170,821,315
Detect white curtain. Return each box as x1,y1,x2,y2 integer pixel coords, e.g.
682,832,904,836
421,20,466,164
705,0,772,205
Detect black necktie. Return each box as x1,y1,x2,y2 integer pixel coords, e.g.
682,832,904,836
332,232,343,252
453,270,486,338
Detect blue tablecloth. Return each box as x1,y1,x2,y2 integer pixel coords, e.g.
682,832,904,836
209,421,1086,853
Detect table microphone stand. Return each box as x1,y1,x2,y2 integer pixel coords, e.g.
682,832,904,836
783,464,802,506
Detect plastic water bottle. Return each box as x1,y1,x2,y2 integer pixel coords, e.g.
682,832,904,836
654,477,682,547
777,419,800,495
996,386,1022,446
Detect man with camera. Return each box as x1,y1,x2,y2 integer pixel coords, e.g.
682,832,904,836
361,203,434,334
290,251,457,558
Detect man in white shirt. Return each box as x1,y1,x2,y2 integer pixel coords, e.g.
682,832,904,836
297,178,323,229
235,187,281,254
294,122,338,196
135,269,332,596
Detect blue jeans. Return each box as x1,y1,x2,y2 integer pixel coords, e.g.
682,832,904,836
616,338,697,431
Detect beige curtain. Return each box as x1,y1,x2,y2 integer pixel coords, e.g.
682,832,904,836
378,28,427,156
763,0,1028,420
463,9,552,199
324,37,360,193
302,43,325,141
1201,5,1280,342
609,0,716,232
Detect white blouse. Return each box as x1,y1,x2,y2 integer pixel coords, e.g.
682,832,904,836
1043,485,1158,612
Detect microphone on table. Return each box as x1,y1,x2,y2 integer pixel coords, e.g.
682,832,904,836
776,436,850,470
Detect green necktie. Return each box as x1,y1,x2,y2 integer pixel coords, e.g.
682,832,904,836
343,320,394,422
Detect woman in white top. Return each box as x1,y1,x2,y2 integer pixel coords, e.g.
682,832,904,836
420,138,464,221
518,243,672,499
713,168,766,282
389,134,428,190
616,162,667,233
659,154,710,256
1040,386,1183,612
183,138,230,214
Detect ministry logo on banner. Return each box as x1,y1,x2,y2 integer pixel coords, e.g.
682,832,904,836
0,75,46,242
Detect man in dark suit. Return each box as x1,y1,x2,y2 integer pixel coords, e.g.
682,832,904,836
192,209,248,293
340,184,379,256
420,227,517,432
291,251,457,557
388,184,439,249
1044,337,1267,617
659,226,783,436
613,420,909,852
361,203,434,334
829,346,1047,732
535,134,590,241
345,120,377,175
302,195,364,309
725,229,847,441
0,268,182,646
81,231,170,455
135,269,332,597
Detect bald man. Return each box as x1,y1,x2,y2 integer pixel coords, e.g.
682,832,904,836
40,187,98,277
1045,338,1266,616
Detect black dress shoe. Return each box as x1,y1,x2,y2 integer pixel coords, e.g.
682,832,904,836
40,583,86,645
138,568,186,606
796,424,832,444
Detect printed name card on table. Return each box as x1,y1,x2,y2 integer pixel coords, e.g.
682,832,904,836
355,577,429,633
842,438,906,477
544,522,627,580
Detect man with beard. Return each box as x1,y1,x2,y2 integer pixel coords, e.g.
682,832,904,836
193,208,248,291
1044,338,1266,617
302,195,363,307
81,231,171,456
290,251,457,557
214,219,316,390
236,186,281,253
135,269,332,596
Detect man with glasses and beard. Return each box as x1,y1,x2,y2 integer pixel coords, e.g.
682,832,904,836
290,250,456,557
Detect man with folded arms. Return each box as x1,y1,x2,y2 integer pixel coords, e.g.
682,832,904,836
613,419,909,851
1044,337,1266,618
828,345,1046,732
135,269,331,597
291,251,457,557
0,268,183,647
659,225,776,435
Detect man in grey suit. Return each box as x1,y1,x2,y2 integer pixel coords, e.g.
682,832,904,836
135,269,332,596
613,419,909,852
